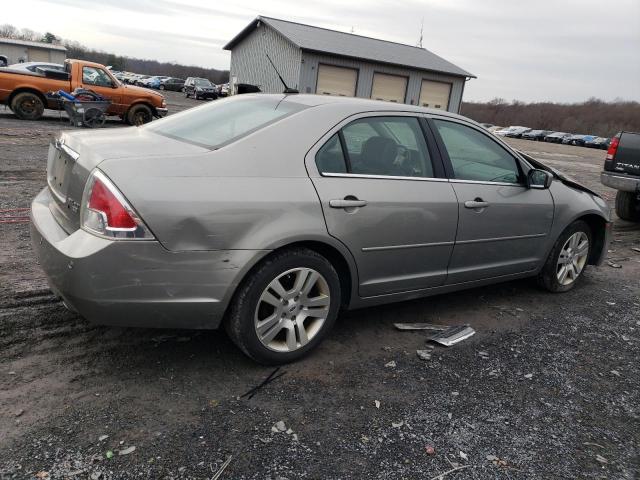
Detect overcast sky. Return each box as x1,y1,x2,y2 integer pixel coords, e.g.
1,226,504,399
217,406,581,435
3,0,639,102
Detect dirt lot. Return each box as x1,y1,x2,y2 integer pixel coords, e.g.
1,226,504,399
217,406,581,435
1,93,639,479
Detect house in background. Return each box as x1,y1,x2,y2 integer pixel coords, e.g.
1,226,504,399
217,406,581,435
224,16,475,113
0,37,67,65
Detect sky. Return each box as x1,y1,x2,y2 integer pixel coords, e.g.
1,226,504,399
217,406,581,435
3,0,639,103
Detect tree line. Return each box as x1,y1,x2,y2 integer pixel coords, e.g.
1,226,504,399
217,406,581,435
461,98,640,138
0,24,229,84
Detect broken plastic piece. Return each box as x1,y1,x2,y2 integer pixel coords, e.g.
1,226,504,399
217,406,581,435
429,325,475,346
394,322,447,331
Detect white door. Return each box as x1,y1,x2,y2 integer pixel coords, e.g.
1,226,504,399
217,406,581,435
370,73,407,103
28,48,50,62
419,80,451,110
316,65,357,97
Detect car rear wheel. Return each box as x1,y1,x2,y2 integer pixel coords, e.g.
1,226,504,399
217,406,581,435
538,220,592,292
615,191,640,222
159,85,165,90
225,248,341,364
11,92,45,120
126,104,153,126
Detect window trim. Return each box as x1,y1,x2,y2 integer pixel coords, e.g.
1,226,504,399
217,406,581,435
312,113,445,181
427,116,526,186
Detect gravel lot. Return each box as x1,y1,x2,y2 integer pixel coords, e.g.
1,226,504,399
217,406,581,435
1,92,639,479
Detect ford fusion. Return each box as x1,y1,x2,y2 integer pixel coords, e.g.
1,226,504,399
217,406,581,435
30,94,611,364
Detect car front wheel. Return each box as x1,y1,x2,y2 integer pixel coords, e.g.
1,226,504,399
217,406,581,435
538,220,592,292
225,248,341,364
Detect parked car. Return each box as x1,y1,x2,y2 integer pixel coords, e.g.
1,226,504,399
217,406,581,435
488,125,504,134
480,123,494,129
219,83,229,97
493,127,512,136
144,76,171,89
29,94,611,364
601,131,640,221
160,77,185,91
505,126,531,138
0,55,9,67
563,134,587,146
568,134,597,147
6,62,65,73
133,75,151,86
585,137,610,149
522,130,552,141
0,59,167,124
184,77,217,100
544,132,572,143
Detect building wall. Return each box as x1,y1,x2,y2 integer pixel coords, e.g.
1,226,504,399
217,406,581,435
229,24,301,94
0,41,66,65
299,51,466,113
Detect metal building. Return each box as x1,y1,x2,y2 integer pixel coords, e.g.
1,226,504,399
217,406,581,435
224,16,475,113
0,38,67,65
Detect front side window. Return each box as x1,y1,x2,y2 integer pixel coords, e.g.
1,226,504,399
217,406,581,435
316,117,434,178
82,67,113,87
433,119,522,184
146,96,307,148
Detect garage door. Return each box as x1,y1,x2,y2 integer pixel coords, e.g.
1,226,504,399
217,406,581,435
27,48,50,62
316,65,357,97
419,80,451,110
371,73,407,103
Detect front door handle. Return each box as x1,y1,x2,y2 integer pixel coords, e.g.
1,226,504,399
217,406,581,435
464,199,490,209
329,198,367,208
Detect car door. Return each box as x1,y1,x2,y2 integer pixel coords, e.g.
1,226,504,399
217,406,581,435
429,117,554,284
79,66,124,114
307,114,459,297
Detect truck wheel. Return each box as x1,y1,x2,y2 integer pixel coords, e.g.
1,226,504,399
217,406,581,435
615,191,640,222
11,92,45,120
225,248,341,364
126,104,153,126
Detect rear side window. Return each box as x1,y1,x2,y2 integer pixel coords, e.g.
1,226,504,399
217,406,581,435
316,116,434,178
433,120,522,184
146,97,307,149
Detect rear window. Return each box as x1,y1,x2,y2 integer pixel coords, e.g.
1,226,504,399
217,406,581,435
146,96,307,149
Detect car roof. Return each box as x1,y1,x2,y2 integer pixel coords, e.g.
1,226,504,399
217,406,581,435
267,93,467,120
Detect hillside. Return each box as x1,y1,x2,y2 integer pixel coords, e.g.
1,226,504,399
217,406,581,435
461,98,640,137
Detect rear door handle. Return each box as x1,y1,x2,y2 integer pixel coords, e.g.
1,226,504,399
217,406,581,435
464,199,490,209
329,199,367,208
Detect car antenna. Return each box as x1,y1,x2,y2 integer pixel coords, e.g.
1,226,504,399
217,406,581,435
265,54,298,94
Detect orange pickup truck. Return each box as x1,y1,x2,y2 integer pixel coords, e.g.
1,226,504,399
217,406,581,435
0,59,167,124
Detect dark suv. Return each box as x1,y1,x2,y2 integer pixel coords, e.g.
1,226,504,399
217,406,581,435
184,77,218,100
601,131,640,221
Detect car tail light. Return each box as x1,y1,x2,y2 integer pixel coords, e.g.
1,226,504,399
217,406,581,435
606,135,620,161
81,170,154,240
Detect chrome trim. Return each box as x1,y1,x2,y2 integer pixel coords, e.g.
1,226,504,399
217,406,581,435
54,139,80,162
321,172,449,182
449,179,524,187
362,241,455,252
456,233,547,245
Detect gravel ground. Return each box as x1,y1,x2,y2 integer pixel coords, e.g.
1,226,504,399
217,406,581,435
1,93,639,479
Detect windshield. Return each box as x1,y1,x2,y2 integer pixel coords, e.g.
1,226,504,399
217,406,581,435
194,79,212,86
146,96,307,149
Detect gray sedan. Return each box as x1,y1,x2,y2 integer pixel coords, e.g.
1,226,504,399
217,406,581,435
30,94,611,364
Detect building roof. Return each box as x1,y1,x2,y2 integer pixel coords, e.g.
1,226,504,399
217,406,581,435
0,37,67,51
224,16,474,78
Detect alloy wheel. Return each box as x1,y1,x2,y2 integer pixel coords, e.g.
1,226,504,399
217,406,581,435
556,231,589,286
254,267,331,352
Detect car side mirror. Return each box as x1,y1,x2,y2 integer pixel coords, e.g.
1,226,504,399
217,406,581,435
527,169,553,189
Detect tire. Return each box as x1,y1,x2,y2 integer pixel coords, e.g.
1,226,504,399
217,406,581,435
185,91,190,98
11,92,45,120
615,191,640,222
159,85,165,90
126,104,153,126
537,220,592,293
225,248,342,365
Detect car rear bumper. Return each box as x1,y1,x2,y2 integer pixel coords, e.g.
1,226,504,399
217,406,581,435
601,171,640,192
30,187,266,330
